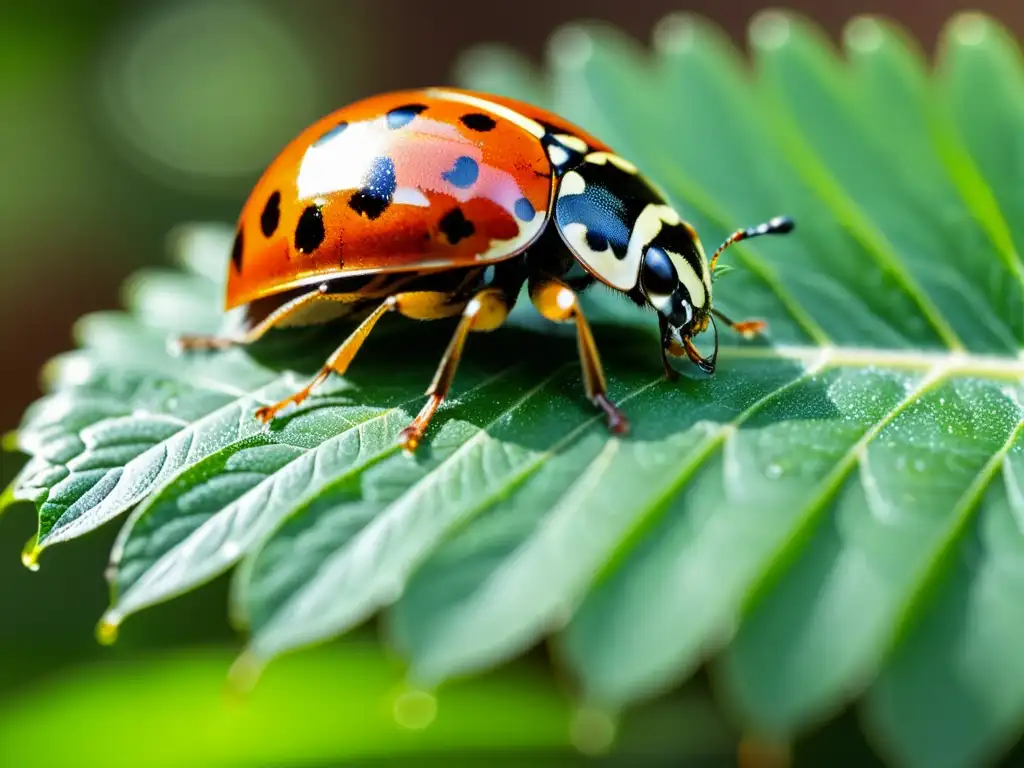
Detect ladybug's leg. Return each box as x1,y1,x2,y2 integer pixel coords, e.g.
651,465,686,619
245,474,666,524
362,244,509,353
174,286,331,352
255,290,466,425
397,287,512,452
528,275,629,435
710,308,766,339
253,296,398,422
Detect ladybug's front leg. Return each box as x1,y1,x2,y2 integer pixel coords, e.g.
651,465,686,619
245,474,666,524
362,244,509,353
528,275,629,435
710,308,766,339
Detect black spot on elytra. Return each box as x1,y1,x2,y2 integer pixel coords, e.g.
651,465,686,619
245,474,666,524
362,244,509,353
294,205,325,254
386,104,428,129
313,121,348,146
514,197,535,222
231,228,244,272
460,112,496,132
442,156,479,189
439,208,475,245
348,156,397,219
260,191,281,237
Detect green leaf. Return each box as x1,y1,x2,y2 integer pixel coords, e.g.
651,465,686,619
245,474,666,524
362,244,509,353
8,10,1024,768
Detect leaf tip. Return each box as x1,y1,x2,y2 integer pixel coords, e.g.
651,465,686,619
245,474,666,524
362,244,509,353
1,430,18,453
570,706,617,756
749,10,793,51
226,648,265,699
95,614,120,646
948,12,993,47
0,482,16,519
652,12,699,55
843,16,885,54
548,25,597,71
20,536,40,572
392,688,438,731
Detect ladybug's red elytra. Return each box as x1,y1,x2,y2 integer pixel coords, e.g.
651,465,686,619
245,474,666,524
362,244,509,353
178,88,794,451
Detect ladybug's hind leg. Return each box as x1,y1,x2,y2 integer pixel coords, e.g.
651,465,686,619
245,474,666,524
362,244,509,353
397,287,513,452
528,275,628,435
173,286,331,353
253,294,406,423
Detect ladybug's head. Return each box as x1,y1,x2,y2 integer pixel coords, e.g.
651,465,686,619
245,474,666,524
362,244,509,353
638,230,715,373
643,215,794,376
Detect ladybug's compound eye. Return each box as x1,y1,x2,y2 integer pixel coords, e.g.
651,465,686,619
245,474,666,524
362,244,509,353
641,246,678,299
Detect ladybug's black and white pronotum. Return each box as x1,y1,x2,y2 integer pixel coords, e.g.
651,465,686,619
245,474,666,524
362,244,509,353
178,88,795,451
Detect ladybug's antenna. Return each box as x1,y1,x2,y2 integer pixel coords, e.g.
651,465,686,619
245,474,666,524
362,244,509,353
708,216,794,274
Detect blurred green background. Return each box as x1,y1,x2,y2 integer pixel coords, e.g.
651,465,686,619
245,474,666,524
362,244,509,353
2,1,1023,765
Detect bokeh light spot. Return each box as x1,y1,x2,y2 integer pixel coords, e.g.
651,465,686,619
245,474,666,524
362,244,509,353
99,0,322,191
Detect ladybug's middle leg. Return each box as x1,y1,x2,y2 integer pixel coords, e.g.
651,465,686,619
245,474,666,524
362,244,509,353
528,274,629,435
396,287,513,452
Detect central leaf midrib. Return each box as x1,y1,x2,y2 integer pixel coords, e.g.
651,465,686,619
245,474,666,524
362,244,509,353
719,343,1024,378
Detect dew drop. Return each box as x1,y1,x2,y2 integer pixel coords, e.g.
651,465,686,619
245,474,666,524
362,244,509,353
947,425,954,435
766,463,783,479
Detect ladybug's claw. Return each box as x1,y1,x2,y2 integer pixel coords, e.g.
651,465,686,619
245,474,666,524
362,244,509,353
398,426,423,453
254,403,283,424
594,394,630,435
254,393,307,423
399,394,443,453
255,369,331,424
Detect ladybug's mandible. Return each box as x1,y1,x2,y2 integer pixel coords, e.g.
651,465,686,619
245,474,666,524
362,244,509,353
179,88,794,451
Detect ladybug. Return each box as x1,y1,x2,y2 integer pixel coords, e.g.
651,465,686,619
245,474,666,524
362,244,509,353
178,88,794,451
